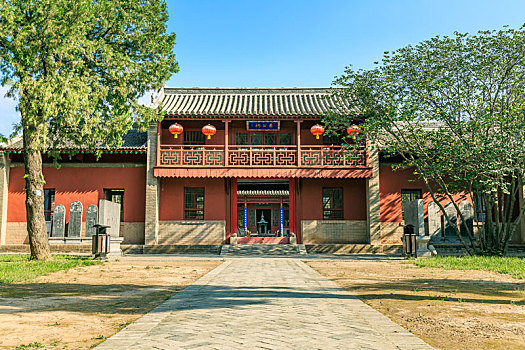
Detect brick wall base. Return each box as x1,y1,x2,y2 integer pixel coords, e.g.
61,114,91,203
158,220,226,245
301,220,368,244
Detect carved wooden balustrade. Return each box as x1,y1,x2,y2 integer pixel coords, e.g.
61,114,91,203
157,145,368,168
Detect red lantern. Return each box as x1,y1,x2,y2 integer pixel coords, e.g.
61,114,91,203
202,124,216,139
310,124,325,139
168,123,183,138
347,124,361,138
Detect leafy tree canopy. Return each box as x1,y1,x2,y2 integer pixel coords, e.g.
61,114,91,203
0,0,178,260
326,26,525,255
0,0,178,152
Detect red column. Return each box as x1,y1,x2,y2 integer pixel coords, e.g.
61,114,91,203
289,178,296,236
295,120,302,167
156,121,161,166
224,120,230,166
230,178,237,237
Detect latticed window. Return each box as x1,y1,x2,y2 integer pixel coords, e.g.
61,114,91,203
184,188,204,220
250,133,264,145
272,209,279,227
323,133,344,146
279,133,292,145
44,189,55,234
44,189,55,222
104,189,124,221
401,189,422,220
235,132,292,146
322,188,343,220
236,133,249,145
184,131,205,145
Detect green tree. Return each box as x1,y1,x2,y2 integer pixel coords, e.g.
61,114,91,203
326,26,525,256
0,0,178,260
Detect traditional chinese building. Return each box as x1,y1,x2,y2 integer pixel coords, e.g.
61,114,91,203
1,87,524,253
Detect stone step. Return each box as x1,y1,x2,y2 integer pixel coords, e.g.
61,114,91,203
224,244,306,256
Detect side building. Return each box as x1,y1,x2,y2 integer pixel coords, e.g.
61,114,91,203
1,87,523,252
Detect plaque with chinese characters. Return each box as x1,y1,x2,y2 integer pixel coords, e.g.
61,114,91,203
246,121,280,131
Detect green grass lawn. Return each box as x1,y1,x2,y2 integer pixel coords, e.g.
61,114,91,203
0,254,100,283
413,256,525,279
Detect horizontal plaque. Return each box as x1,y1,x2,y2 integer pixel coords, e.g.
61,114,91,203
246,121,280,131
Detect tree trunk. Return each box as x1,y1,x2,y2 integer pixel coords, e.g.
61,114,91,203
23,129,51,260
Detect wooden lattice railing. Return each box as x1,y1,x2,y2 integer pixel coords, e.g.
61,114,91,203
157,145,368,168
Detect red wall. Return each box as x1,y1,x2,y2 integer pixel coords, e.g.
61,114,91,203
7,166,146,222
380,166,428,223
300,178,367,221
379,165,468,223
159,178,227,221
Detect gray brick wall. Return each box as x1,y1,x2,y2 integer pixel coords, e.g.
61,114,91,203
301,220,368,244
158,220,226,245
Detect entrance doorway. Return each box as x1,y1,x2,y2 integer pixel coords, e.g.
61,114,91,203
236,179,291,244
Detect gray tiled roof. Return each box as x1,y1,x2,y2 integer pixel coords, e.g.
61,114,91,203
156,87,348,117
0,129,147,150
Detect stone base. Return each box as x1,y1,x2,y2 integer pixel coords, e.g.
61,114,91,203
108,237,124,257
304,244,403,255
415,235,431,258
143,244,222,254
49,237,93,244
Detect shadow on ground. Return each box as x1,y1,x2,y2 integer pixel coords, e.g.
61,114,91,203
2,276,524,317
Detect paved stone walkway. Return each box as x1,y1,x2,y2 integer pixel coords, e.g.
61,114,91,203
96,259,433,349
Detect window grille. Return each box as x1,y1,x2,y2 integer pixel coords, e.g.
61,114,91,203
184,188,204,220
322,188,343,220
183,130,205,145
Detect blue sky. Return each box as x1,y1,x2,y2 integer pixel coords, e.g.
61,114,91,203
2,0,525,136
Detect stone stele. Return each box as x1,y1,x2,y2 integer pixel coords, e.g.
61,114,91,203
443,202,458,238
51,204,66,237
85,204,99,237
459,200,473,237
67,201,83,237
404,199,425,236
98,199,121,238
427,201,441,238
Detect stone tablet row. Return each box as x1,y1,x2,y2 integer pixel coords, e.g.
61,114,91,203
51,200,121,238
404,199,473,239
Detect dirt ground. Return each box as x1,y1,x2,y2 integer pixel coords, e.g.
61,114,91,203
0,257,222,349
308,259,525,350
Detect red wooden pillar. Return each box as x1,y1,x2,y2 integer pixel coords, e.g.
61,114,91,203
230,178,237,237
224,120,230,166
295,120,302,166
156,121,161,166
289,178,296,236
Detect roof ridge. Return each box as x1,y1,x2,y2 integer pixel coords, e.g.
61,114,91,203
163,87,336,95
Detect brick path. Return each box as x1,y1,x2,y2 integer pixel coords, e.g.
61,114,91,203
96,259,433,349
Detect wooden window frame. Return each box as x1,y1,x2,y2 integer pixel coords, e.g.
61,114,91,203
104,189,125,222
183,130,205,145
235,132,292,146
400,189,422,220
184,187,205,220
322,187,343,220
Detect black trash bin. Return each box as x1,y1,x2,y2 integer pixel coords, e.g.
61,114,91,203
402,224,417,258
91,224,111,259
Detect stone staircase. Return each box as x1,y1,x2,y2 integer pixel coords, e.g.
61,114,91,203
221,244,307,256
